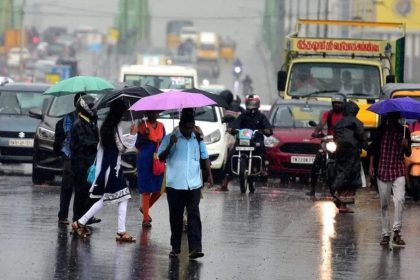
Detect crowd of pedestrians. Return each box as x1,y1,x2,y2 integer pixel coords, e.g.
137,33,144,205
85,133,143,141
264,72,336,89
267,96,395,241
55,89,415,259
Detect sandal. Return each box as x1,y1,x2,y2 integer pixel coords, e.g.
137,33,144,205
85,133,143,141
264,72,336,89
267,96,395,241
169,251,179,258
393,231,406,247
142,220,152,228
139,208,152,223
338,205,354,213
71,221,90,238
116,232,136,243
380,235,390,246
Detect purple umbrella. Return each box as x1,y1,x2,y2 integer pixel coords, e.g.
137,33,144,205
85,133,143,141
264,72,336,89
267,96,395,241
368,97,420,138
129,90,216,111
367,97,420,119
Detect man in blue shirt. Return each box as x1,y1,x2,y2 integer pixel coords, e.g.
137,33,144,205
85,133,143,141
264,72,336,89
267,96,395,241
159,112,213,259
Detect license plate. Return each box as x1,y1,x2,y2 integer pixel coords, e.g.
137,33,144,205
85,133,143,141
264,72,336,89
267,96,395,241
291,156,315,164
239,139,250,146
236,146,255,151
9,139,34,147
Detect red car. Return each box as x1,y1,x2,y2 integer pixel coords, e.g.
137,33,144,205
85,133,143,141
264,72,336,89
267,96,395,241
265,100,332,181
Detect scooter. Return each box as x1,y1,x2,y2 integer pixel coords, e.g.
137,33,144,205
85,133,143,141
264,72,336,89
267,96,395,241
230,129,264,194
406,131,420,201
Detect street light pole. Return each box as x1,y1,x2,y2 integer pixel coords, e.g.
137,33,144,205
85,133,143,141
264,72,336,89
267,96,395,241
19,0,26,79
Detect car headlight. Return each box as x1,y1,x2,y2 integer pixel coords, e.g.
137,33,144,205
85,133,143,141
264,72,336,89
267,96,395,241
326,141,337,153
264,136,280,148
37,127,55,141
203,129,221,144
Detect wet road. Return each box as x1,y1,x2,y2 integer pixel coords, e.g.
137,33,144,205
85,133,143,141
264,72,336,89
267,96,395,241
1,171,420,279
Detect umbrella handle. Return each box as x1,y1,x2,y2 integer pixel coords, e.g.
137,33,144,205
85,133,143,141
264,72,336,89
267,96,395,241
127,100,134,124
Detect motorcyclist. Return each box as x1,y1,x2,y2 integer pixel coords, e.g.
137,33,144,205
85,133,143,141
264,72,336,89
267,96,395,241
217,94,273,192
307,95,345,196
220,89,245,120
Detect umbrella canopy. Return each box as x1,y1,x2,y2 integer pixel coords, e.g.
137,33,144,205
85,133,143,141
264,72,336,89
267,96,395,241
182,88,228,108
44,76,114,96
129,90,216,111
94,85,162,110
367,97,420,119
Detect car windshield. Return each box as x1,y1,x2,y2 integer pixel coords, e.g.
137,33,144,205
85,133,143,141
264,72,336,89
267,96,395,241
0,90,50,115
48,94,101,117
124,74,194,89
271,103,331,128
158,106,217,122
288,63,381,98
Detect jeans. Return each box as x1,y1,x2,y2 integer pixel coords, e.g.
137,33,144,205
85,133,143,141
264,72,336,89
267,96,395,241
377,177,405,236
58,158,74,220
166,187,202,253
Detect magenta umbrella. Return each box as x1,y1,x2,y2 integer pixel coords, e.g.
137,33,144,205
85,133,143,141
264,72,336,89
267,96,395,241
129,90,216,111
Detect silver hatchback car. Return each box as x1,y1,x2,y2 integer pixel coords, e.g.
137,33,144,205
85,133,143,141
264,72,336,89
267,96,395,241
0,83,51,163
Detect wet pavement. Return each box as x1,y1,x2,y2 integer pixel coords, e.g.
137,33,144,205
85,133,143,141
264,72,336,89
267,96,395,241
1,170,420,280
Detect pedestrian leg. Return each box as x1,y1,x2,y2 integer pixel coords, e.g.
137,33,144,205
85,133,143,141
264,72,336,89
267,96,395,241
166,187,186,253
117,200,128,234
186,188,202,254
58,159,74,222
78,198,104,225
392,176,406,233
377,179,392,237
149,191,161,208
142,193,152,226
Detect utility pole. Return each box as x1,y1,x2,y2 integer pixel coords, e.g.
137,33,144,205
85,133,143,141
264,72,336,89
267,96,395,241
19,0,26,79
324,0,329,36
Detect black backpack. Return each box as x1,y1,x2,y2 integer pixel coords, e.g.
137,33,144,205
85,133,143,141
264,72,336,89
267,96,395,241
53,117,65,155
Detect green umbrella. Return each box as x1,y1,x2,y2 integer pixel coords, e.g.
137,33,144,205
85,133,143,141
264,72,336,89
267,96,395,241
44,76,114,96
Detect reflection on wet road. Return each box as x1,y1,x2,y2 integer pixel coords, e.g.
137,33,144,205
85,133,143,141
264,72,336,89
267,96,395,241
1,174,420,279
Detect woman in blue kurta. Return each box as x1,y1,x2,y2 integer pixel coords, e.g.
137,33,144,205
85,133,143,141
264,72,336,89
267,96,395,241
136,111,165,228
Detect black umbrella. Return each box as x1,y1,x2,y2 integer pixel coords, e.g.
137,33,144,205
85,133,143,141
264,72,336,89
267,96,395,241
94,85,162,122
94,85,162,110
182,88,228,108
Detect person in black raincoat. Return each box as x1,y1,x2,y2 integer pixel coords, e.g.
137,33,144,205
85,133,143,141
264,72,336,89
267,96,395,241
70,95,99,222
331,100,367,213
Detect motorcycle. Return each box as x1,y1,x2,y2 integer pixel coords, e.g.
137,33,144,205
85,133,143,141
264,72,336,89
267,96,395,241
230,128,264,194
319,134,337,188
406,131,420,201
309,120,337,189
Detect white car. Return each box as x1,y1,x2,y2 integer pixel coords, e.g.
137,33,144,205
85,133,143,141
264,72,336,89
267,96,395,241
158,106,233,172
7,48,31,67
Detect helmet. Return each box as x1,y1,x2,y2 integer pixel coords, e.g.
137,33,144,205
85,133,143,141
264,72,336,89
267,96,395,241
73,92,86,107
331,95,345,104
76,95,96,117
245,94,260,110
220,90,234,105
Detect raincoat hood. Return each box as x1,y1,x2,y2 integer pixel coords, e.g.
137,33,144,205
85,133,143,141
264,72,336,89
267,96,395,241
344,101,359,116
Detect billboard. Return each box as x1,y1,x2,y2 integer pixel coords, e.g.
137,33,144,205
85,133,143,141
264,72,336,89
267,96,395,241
376,0,420,30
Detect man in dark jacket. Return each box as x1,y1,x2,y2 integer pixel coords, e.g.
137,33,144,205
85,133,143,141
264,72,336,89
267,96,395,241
369,112,411,247
56,92,84,224
218,94,272,192
70,95,99,222
331,101,367,213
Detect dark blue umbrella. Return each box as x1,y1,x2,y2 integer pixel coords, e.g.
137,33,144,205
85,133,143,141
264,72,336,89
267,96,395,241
367,97,420,119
